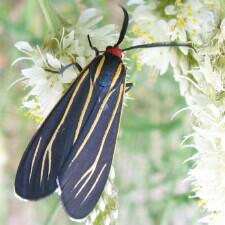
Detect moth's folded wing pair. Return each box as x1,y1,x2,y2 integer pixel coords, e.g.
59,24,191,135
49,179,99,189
15,58,125,219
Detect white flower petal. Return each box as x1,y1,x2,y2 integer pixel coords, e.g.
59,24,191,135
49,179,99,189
78,8,98,25
22,67,46,79
83,16,103,30
63,31,75,49
221,18,225,37
104,216,110,225
46,53,61,68
76,56,86,67
165,5,177,15
62,68,77,83
15,41,34,52
127,0,145,5
99,198,106,211
23,100,38,109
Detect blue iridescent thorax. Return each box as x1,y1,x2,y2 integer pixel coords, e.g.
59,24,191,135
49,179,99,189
97,53,123,88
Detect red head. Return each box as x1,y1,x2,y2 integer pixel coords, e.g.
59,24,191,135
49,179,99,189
106,47,122,59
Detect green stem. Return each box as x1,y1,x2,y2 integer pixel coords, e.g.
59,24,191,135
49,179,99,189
44,200,61,225
37,0,68,36
220,0,225,17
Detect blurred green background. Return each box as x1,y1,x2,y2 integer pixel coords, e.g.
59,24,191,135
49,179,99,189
0,0,201,224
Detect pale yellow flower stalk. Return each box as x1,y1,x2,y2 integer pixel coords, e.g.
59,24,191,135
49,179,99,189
186,18,225,225
14,6,118,225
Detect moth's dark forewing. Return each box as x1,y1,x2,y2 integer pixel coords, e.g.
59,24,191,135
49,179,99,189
15,56,103,200
58,55,126,220
51,56,104,166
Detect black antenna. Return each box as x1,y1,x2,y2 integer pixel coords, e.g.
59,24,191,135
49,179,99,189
114,6,129,47
122,42,196,52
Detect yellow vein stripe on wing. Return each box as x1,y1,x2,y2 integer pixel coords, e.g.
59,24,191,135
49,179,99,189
73,79,93,143
58,69,89,128
30,69,89,184
73,84,124,199
70,88,115,165
110,63,122,89
40,149,50,184
73,56,105,143
29,137,42,183
70,64,123,165
93,56,105,83
81,163,107,204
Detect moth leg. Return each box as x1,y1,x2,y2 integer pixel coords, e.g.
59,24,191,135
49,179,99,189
64,62,83,73
45,62,83,75
125,82,134,93
87,35,99,56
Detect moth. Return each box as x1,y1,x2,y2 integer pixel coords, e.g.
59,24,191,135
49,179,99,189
15,7,193,220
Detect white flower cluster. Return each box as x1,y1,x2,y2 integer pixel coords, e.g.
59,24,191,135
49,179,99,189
128,0,216,74
128,0,225,224
14,8,117,120
187,20,225,225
